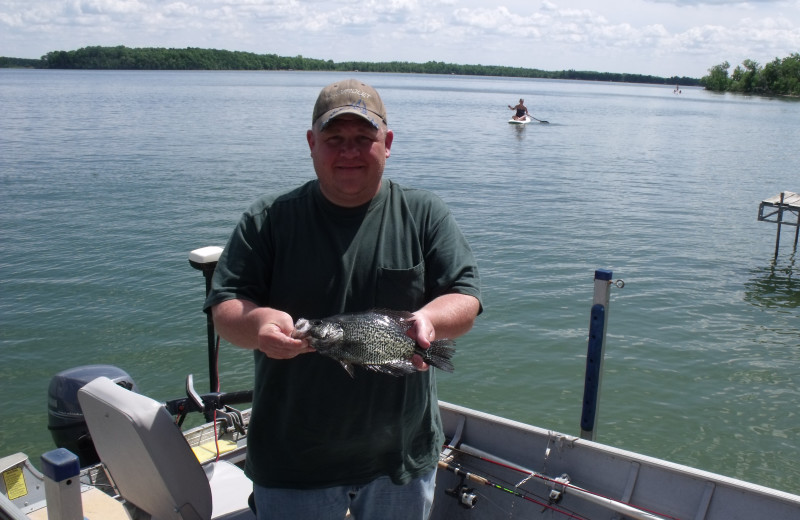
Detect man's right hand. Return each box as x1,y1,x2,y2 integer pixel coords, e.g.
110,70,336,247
211,299,315,359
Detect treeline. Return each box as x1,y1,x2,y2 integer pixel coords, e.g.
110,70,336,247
41,46,333,71
700,54,800,96
0,56,42,68
336,59,695,85
2,45,698,86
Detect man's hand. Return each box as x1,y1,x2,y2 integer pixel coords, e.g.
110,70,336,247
405,293,481,371
256,314,315,359
212,300,315,359
407,311,435,371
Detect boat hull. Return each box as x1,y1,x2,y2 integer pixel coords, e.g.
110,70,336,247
432,401,800,520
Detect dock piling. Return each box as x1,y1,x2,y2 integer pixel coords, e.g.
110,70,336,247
757,191,800,260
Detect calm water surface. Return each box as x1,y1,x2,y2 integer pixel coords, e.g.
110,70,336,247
1,70,798,493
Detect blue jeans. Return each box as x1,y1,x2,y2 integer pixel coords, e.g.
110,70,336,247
253,467,436,520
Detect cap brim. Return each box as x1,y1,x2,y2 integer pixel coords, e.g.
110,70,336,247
316,107,383,130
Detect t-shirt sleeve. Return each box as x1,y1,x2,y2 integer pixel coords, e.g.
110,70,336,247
203,202,273,312
419,194,483,312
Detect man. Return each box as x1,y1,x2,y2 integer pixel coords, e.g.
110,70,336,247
205,79,482,519
508,98,529,120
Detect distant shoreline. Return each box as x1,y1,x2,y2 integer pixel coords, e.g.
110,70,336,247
0,45,700,86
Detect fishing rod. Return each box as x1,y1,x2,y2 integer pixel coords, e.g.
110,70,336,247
437,459,587,519
441,443,676,520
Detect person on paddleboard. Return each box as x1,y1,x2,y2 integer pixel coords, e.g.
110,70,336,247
508,98,529,120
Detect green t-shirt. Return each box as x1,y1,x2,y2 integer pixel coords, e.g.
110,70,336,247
205,178,481,488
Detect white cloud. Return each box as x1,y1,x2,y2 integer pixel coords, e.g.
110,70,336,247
162,3,200,17
1,0,798,78
74,0,147,15
646,0,781,4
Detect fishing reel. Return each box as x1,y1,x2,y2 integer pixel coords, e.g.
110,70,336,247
548,473,571,504
445,481,478,509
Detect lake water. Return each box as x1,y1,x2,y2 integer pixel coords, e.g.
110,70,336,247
1,70,798,494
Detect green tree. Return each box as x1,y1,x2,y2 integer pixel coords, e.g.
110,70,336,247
700,61,731,91
701,54,800,96
767,53,800,95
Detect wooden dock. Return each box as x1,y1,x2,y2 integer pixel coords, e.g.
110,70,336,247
758,191,800,259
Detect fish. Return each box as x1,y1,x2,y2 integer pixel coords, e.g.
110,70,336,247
292,310,456,378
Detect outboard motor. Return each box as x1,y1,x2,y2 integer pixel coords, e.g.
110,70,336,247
47,365,138,466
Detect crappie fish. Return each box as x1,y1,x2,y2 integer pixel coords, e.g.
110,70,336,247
293,310,456,377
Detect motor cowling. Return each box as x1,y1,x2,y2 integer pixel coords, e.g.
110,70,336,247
47,365,137,467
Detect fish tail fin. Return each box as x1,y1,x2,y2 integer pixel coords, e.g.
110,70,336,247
424,339,456,373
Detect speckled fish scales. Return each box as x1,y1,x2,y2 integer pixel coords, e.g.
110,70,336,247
293,310,456,377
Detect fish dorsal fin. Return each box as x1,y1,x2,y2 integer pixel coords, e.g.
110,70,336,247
371,309,414,330
372,309,414,320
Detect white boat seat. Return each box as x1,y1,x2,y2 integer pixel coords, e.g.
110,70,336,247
77,376,254,520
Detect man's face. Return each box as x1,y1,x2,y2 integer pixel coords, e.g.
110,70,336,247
307,114,393,208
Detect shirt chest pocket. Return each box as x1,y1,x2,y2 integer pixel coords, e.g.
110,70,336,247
375,262,426,311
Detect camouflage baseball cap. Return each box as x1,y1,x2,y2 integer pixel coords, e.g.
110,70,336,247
312,79,387,129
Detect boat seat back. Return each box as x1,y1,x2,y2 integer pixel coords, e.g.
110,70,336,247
77,376,253,520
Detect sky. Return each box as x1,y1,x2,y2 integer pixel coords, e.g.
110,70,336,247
1,0,799,78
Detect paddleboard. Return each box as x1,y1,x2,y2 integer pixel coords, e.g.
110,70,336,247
508,116,532,124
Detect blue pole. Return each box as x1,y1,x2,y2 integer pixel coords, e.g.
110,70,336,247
580,269,612,441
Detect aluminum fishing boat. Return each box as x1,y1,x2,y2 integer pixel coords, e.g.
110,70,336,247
2,248,798,520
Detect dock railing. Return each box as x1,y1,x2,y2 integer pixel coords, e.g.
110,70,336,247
758,191,800,260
